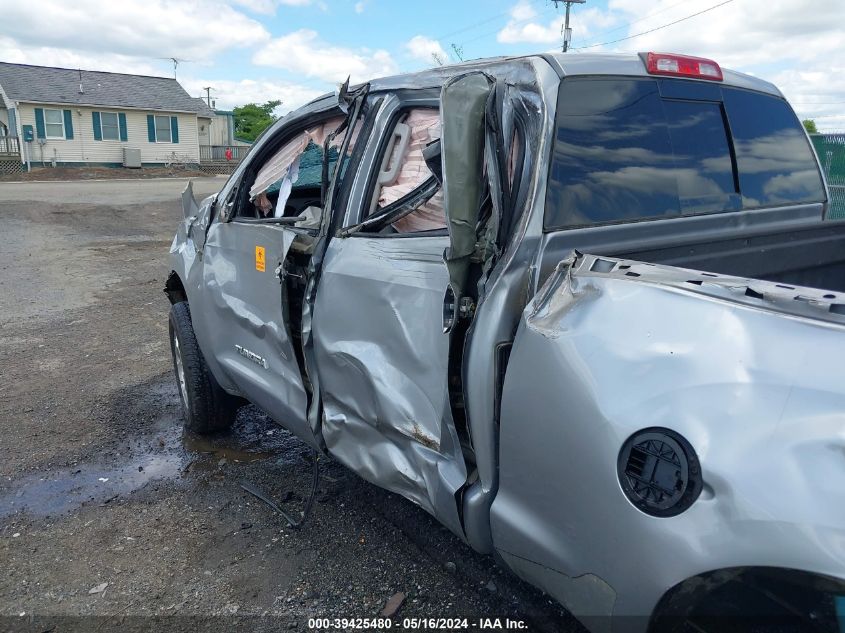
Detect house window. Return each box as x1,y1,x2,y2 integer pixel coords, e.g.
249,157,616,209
44,109,64,139
155,115,172,143
101,112,120,141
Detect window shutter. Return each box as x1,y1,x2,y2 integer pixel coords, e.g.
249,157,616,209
147,115,156,142
118,113,128,141
63,109,74,139
170,116,179,144
34,108,45,139
92,112,102,141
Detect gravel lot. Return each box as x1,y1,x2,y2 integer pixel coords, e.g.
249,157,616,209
0,178,584,632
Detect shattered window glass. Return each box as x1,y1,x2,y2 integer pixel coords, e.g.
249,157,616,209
247,116,360,220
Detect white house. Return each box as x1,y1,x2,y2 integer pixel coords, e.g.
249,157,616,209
0,62,218,167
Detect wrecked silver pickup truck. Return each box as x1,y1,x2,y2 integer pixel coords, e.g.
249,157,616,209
166,52,845,632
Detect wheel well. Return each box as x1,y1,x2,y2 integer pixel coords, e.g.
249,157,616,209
650,567,845,632
164,271,188,304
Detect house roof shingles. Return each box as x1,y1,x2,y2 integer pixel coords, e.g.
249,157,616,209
0,62,212,115
191,98,216,118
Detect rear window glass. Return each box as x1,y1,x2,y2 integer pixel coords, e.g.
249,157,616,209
723,88,826,209
545,77,825,230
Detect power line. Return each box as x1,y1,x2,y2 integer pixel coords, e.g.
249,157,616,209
430,0,547,44
461,0,559,46
432,10,513,42
569,0,695,48
572,0,736,51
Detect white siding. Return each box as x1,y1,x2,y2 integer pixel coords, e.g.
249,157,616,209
16,103,200,165
198,116,211,146
209,113,232,146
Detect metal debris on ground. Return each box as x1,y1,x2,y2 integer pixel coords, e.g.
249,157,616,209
239,451,320,529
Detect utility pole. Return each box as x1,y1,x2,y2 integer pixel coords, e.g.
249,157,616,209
552,0,586,52
202,87,214,107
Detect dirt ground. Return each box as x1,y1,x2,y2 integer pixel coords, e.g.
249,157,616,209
0,178,583,632
0,165,209,182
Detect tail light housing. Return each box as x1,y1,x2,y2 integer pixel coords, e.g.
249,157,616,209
641,52,723,82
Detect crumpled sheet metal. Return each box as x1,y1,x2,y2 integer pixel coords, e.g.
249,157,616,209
312,235,468,538
458,58,552,554
491,252,845,630
441,72,494,300
192,222,314,447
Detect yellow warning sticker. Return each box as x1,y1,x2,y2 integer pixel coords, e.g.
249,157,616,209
255,246,266,272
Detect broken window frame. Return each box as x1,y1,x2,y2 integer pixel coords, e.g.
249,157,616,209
223,107,368,228
342,103,448,238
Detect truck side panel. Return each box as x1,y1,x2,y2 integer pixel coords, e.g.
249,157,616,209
491,253,845,630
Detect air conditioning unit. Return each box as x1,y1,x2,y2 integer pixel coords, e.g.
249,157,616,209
123,147,142,168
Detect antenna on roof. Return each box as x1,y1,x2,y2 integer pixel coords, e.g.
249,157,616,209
78,68,84,94
156,57,192,79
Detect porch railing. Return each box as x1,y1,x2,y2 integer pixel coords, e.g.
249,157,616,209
0,136,20,157
199,145,250,163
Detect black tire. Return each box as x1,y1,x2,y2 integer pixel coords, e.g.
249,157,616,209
168,301,239,434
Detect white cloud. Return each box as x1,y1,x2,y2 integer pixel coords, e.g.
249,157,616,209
497,0,617,45
496,0,845,130
252,29,398,83
355,1,366,13
600,0,845,130
600,0,845,67
181,78,324,114
405,36,449,65
770,66,845,132
232,0,313,14
1,0,269,62
0,38,161,76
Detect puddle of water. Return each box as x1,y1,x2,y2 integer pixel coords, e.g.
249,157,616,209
1,404,305,519
0,453,183,519
182,406,308,467
183,434,274,463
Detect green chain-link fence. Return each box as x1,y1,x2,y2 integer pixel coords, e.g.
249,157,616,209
810,133,845,219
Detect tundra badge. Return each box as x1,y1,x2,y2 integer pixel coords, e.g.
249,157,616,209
235,345,269,369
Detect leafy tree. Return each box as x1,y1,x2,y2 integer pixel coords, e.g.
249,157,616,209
233,100,282,142
803,119,818,134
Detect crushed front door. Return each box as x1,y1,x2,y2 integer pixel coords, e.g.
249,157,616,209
312,232,467,535
310,76,494,537
198,220,314,445
309,94,473,537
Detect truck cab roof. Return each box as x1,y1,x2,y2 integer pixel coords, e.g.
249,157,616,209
359,51,782,98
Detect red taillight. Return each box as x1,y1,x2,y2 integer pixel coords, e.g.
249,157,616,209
643,52,723,82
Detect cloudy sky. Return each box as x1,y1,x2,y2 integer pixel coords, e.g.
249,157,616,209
2,0,843,130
